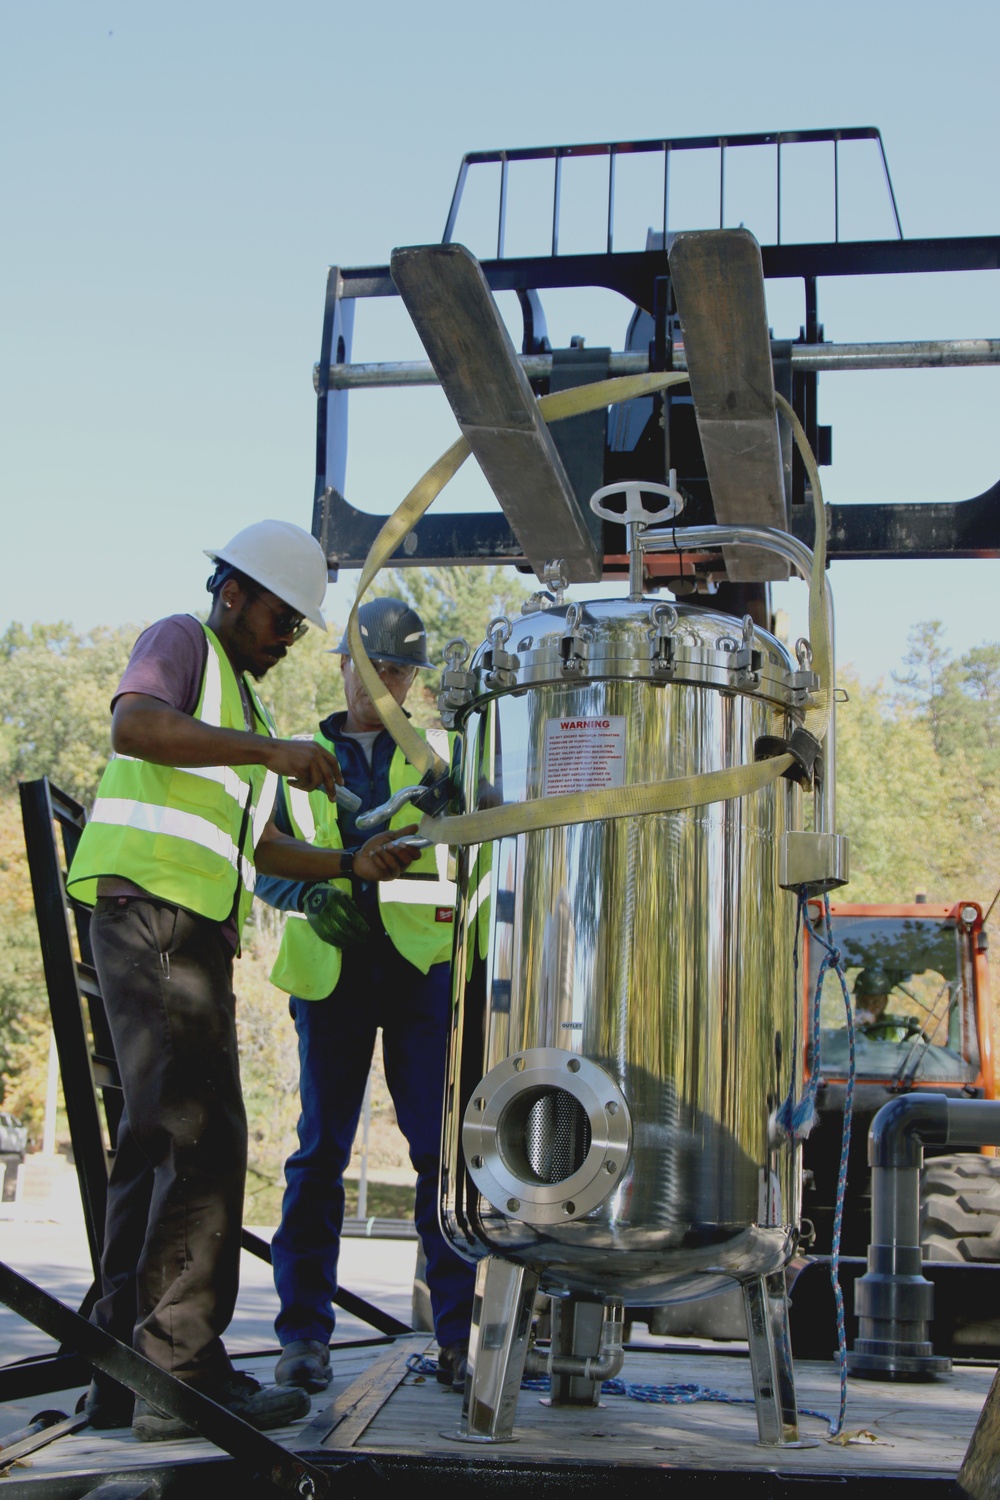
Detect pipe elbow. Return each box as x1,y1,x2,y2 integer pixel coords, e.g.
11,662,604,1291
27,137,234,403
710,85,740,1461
869,1094,949,1170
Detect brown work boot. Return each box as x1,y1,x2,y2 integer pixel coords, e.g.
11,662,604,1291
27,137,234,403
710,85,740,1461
132,1370,309,1442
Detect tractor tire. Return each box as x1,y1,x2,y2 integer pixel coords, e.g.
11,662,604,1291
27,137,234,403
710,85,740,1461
920,1154,1000,1263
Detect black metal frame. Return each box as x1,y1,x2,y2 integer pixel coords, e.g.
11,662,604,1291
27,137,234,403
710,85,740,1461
441,128,904,254
312,125,1000,579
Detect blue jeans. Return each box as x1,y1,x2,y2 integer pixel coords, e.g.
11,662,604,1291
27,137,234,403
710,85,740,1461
272,940,476,1349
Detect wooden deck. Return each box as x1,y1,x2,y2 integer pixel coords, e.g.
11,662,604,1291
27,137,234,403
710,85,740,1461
1,1333,993,1497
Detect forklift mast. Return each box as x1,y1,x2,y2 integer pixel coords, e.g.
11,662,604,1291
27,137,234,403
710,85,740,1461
311,126,1000,616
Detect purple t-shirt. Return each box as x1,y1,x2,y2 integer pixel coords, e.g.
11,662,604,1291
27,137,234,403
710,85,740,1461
100,614,253,945
113,614,208,718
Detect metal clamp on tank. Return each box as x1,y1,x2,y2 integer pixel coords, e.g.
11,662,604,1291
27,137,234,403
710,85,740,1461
559,603,590,673
483,617,520,690
718,615,762,686
438,637,475,729
647,602,678,675
783,638,822,704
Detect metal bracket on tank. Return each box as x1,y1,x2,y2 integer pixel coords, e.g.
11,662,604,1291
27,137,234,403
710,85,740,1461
646,602,677,675
463,1048,632,1226
438,637,475,728
778,830,850,893
483,617,520,690
782,637,822,703
558,603,590,674
717,614,762,686
754,725,822,787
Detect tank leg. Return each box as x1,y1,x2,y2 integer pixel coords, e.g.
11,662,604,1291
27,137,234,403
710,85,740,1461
742,1271,814,1447
445,1255,539,1444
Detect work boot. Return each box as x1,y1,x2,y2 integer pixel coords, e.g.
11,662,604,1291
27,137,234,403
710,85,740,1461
82,1372,135,1429
132,1370,309,1442
274,1339,332,1393
436,1340,470,1392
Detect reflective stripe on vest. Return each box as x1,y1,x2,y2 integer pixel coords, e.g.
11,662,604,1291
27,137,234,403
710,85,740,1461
377,727,455,906
86,797,246,873
379,841,455,905
269,725,455,998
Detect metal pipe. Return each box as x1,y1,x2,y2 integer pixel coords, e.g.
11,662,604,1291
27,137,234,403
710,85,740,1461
318,338,1000,389
639,524,837,835
849,1094,1000,1380
524,1301,625,1383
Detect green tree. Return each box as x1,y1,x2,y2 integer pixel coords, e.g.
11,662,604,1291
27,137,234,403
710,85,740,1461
0,622,139,804
0,796,49,1090
834,671,974,902
949,643,1000,784
892,620,952,756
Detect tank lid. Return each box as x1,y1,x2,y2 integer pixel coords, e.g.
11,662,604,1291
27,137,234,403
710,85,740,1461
441,598,818,724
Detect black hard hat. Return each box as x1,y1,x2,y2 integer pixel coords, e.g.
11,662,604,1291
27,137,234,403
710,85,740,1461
855,965,893,997
334,598,433,668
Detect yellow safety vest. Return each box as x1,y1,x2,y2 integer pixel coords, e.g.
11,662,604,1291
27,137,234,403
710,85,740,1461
269,727,456,1000
67,622,276,939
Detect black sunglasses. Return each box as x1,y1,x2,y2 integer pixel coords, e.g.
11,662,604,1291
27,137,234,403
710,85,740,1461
250,590,308,642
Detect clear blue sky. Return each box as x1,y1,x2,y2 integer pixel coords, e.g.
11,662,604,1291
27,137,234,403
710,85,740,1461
3,0,999,685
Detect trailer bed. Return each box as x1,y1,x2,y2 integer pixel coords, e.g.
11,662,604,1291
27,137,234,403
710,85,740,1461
2,1333,991,1498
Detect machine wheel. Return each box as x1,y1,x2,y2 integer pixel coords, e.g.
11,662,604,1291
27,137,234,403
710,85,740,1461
920,1155,1000,1263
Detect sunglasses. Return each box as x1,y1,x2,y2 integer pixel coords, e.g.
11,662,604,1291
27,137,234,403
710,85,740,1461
251,591,308,642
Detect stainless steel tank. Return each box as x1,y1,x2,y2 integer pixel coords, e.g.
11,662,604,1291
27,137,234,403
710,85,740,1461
440,595,812,1306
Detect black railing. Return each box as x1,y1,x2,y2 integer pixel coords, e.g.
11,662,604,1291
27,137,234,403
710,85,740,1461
442,127,903,257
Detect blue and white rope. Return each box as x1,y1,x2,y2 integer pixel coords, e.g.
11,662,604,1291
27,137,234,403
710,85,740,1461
406,1354,831,1429
801,891,857,1436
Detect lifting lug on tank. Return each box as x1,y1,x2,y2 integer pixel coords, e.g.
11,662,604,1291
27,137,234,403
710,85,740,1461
783,637,822,704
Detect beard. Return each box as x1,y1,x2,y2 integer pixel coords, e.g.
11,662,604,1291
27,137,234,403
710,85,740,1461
249,647,285,681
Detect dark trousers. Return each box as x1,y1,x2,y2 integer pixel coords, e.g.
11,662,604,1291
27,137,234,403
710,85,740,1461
89,897,246,1384
272,940,476,1350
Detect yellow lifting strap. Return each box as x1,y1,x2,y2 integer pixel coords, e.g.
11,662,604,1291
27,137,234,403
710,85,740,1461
344,372,831,849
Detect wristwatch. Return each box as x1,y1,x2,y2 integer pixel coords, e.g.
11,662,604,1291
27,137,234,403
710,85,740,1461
339,851,356,879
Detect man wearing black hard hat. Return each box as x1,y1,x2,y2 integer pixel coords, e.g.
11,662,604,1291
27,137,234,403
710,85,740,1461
854,965,917,1041
256,598,476,1396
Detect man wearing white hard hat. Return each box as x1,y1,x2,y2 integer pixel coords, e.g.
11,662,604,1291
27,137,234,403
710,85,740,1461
68,521,421,1441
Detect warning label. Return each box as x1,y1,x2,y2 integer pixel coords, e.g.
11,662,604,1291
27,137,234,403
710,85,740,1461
542,716,627,796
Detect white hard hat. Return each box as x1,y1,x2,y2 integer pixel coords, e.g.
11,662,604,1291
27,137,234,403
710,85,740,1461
205,520,328,630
